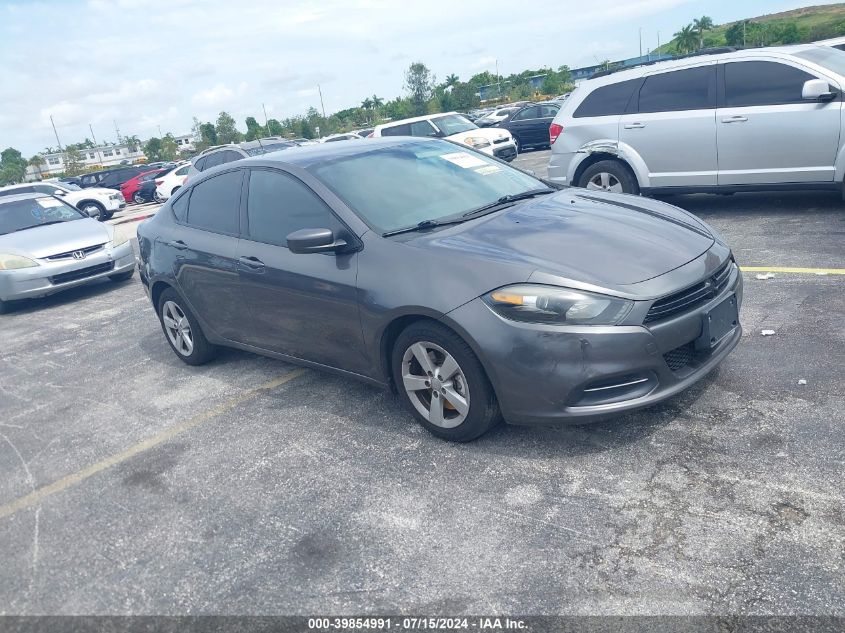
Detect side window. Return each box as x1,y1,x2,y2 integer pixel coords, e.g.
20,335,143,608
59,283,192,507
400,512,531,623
409,121,437,136
171,191,189,222
540,105,560,118
724,61,816,107
638,66,715,113
381,123,411,137
573,78,642,117
246,169,337,247
203,152,225,169
175,165,190,176
513,106,541,121
185,170,242,235
194,156,208,172
221,150,242,164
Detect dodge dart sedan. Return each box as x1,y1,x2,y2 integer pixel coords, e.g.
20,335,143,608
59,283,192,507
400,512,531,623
137,137,742,441
0,193,135,313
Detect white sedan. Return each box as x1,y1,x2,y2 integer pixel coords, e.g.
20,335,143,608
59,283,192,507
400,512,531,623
154,163,191,202
0,181,125,221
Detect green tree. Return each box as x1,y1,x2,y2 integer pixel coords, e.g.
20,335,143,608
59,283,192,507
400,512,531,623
215,111,242,144
674,24,699,54
693,15,714,49
244,116,265,141
724,20,748,47
266,119,284,136
371,94,384,109
28,155,45,181
199,122,218,148
0,148,28,185
405,62,435,116
143,137,163,161
63,148,85,176
450,82,480,110
160,134,179,160
444,73,460,89
124,135,141,152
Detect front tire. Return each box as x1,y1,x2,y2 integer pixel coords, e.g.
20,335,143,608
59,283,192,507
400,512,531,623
157,288,218,365
392,321,501,442
578,160,640,195
80,201,109,221
513,136,522,154
132,192,146,204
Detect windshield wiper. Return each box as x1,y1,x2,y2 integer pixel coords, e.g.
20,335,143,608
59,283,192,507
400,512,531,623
461,188,556,219
382,218,466,237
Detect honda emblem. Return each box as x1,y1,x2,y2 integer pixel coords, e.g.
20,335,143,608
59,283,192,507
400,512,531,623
72,250,86,260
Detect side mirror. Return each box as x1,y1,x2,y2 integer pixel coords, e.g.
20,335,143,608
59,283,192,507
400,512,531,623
802,79,836,102
287,228,347,254
53,189,66,196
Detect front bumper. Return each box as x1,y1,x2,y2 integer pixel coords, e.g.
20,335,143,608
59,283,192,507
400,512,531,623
446,266,743,426
0,242,135,302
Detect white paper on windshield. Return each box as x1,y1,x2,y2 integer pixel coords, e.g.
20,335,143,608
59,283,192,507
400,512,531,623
37,198,64,208
440,152,487,169
474,165,501,176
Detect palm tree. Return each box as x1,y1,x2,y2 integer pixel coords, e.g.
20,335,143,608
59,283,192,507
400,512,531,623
28,155,45,181
444,73,459,88
361,97,374,111
674,24,699,54
371,94,384,109
693,15,714,49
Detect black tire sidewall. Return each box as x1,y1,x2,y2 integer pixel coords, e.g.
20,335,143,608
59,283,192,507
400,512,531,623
157,288,216,365
579,160,639,195
391,321,500,442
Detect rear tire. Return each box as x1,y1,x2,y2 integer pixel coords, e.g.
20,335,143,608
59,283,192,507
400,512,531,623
513,136,522,154
132,192,145,204
0,299,9,315
157,288,218,365
391,321,501,442
578,160,640,195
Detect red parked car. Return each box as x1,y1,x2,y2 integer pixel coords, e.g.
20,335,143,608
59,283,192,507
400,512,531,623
120,169,167,204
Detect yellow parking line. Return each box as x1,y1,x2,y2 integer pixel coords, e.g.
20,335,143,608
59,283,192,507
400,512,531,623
0,369,307,521
741,266,845,275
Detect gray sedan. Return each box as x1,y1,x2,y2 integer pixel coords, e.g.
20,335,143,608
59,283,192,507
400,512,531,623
0,193,136,313
137,137,742,441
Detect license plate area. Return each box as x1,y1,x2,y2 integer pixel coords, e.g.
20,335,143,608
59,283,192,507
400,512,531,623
696,293,739,350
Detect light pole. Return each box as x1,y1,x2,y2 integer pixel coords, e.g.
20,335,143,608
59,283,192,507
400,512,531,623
262,103,270,136
317,84,326,118
89,124,104,167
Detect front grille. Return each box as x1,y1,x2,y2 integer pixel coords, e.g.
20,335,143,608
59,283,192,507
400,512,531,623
493,137,509,144
49,261,114,285
44,243,106,261
663,342,696,372
645,260,733,324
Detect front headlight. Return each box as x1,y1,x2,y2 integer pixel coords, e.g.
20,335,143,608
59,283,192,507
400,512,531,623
483,284,633,325
463,136,491,149
0,253,38,270
111,231,130,247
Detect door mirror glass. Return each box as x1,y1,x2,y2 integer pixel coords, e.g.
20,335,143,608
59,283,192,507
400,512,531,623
802,78,835,101
53,189,66,196
287,227,346,254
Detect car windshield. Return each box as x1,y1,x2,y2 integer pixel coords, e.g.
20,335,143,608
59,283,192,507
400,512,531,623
0,197,85,235
794,46,845,77
308,139,547,233
431,114,478,136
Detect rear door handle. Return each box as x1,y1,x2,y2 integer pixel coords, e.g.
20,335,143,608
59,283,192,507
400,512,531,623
722,115,748,123
238,256,266,273
166,240,188,250
623,122,645,129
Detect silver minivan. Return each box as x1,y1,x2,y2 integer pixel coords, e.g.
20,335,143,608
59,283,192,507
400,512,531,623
548,45,845,197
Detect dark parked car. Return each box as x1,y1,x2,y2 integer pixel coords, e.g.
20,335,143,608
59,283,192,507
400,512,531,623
80,166,146,190
496,102,560,152
128,169,171,204
137,137,742,441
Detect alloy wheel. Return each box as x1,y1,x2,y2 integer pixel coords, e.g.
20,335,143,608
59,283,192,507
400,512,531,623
586,172,623,193
133,192,145,204
162,300,194,356
401,341,470,428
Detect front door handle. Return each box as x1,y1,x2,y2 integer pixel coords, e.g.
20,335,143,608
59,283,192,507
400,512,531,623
166,240,188,250
623,122,645,129
721,115,748,123
238,256,266,273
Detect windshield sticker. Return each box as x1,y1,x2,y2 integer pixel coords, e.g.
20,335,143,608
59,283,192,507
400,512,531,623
440,152,488,169
474,165,501,176
37,198,64,208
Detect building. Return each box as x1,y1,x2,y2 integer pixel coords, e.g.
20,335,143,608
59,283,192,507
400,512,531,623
26,142,147,180
174,134,195,153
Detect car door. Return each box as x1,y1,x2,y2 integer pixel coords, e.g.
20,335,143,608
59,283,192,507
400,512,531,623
619,65,718,188
172,168,252,343
236,167,368,374
506,106,542,146
717,59,842,185
537,104,561,146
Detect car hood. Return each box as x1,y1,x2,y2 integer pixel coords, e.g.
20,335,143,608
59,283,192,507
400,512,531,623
0,218,111,258
412,190,715,288
447,126,511,143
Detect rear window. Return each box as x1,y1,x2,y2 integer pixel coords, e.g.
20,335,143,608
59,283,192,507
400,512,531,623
573,78,641,117
637,66,715,113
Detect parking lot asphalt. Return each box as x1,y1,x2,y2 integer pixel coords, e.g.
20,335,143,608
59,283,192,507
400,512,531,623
0,150,843,615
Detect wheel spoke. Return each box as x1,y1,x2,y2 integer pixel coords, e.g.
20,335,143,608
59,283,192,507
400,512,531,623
586,179,602,190
600,172,610,188
163,315,178,330
441,386,469,416
182,331,194,354
402,373,429,392
410,343,435,375
609,180,624,193
429,395,445,426
438,354,459,381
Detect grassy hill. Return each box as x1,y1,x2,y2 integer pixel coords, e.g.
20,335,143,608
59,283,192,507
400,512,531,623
656,3,845,54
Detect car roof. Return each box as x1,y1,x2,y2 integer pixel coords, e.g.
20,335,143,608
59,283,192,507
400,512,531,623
0,192,49,203
375,111,463,130
584,44,831,87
